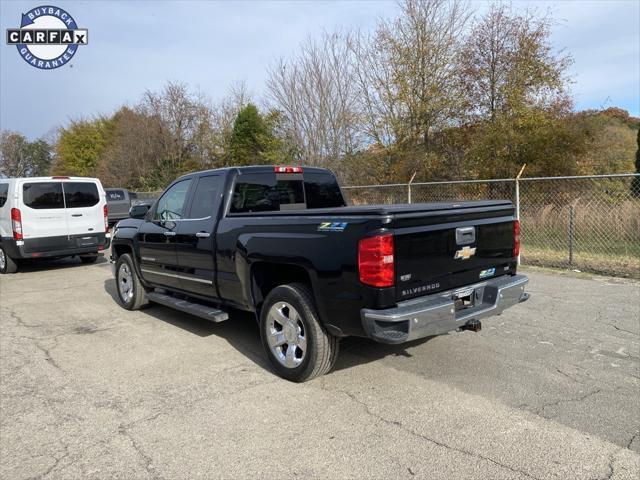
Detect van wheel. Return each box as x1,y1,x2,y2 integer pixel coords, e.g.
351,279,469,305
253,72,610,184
0,246,18,274
260,283,339,382
115,254,148,310
79,255,98,264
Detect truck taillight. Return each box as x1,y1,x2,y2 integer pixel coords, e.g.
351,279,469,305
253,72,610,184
11,208,23,240
274,166,303,173
358,234,394,288
513,220,520,257
103,204,109,232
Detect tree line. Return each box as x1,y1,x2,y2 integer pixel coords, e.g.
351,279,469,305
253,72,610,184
1,0,638,190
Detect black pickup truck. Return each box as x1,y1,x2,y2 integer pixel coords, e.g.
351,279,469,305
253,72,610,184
110,166,529,381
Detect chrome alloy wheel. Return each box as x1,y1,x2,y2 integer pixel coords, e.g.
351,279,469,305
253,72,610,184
0,249,5,271
267,302,307,368
118,262,134,303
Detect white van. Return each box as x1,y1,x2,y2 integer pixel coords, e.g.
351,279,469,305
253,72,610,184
0,176,111,274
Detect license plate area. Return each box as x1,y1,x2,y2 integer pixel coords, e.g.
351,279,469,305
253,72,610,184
78,236,97,246
453,288,475,311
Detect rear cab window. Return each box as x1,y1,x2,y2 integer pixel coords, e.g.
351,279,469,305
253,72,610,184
229,170,345,214
106,189,126,202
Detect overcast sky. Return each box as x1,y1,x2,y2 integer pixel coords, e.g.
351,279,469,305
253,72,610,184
1,0,639,140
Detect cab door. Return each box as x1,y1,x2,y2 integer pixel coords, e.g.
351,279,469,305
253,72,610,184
137,179,192,290
175,174,224,298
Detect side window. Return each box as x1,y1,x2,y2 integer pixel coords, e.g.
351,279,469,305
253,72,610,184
0,183,8,208
64,182,100,208
153,179,191,221
188,175,222,219
23,182,64,209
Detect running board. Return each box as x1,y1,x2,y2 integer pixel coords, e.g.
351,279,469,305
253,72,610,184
147,292,229,323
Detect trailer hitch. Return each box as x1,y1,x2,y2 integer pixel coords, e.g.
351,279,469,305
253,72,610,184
460,319,482,332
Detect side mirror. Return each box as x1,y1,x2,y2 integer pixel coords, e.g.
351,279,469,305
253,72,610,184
129,204,150,219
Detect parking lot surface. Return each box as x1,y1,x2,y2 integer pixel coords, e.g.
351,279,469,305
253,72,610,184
1,256,638,479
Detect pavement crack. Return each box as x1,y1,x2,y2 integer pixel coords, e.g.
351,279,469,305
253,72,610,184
555,368,584,384
535,388,603,415
34,341,63,371
324,386,541,480
118,415,165,480
626,431,638,450
27,442,70,480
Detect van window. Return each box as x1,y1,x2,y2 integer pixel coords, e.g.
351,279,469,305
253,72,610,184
188,175,222,219
0,183,8,208
23,182,64,209
106,190,126,201
64,182,100,208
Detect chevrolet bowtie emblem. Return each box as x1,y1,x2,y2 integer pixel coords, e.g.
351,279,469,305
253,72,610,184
454,246,476,260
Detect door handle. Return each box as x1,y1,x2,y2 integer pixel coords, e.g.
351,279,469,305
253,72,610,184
71,214,83,217
195,232,210,238
163,231,177,237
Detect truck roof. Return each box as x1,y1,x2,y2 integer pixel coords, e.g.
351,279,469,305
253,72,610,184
175,165,334,181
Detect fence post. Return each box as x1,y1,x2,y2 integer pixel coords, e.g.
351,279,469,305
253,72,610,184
568,205,575,266
407,172,417,204
515,164,526,265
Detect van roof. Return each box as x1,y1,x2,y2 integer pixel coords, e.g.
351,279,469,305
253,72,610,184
2,176,102,182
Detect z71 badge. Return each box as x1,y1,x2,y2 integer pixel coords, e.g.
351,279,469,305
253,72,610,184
318,222,347,232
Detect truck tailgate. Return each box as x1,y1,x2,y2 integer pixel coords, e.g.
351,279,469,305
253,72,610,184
392,202,517,302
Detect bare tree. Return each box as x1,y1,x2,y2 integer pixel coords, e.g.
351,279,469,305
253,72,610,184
0,131,29,177
459,3,573,121
266,30,361,166
351,0,471,148
0,131,52,177
139,81,214,171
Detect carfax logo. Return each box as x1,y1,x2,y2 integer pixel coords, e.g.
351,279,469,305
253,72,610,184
6,5,88,69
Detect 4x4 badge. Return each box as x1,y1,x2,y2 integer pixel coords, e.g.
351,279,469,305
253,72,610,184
454,246,476,260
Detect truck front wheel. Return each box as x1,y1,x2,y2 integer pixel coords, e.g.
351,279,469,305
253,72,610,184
260,283,339,382
115,253,148,310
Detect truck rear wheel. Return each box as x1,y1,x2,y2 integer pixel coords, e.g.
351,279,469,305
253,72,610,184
0,245,18,274
115,253,148,310
260,283,339,382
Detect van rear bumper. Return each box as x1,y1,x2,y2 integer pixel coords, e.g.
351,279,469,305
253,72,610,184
361,274,529,344
0,233,110,259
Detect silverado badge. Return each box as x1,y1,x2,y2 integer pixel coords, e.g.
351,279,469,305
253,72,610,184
454,246,476,260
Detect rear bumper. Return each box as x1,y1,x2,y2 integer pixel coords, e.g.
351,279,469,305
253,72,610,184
361,274,529,344
1,233,110,260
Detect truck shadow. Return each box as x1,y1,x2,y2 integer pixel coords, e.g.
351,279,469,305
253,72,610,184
103,278,434,376
17,254,109,273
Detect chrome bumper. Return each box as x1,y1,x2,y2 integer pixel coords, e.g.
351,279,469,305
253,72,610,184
361,274,529,344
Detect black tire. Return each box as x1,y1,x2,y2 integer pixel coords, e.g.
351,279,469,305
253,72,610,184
79,255,98,264
115,253,148,310
260,283,339,382
0,245,18,274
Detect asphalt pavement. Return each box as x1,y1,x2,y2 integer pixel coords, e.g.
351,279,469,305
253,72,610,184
0,256,638,479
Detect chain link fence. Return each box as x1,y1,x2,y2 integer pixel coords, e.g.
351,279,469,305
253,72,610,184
133,174,639,278
344,174,640,279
